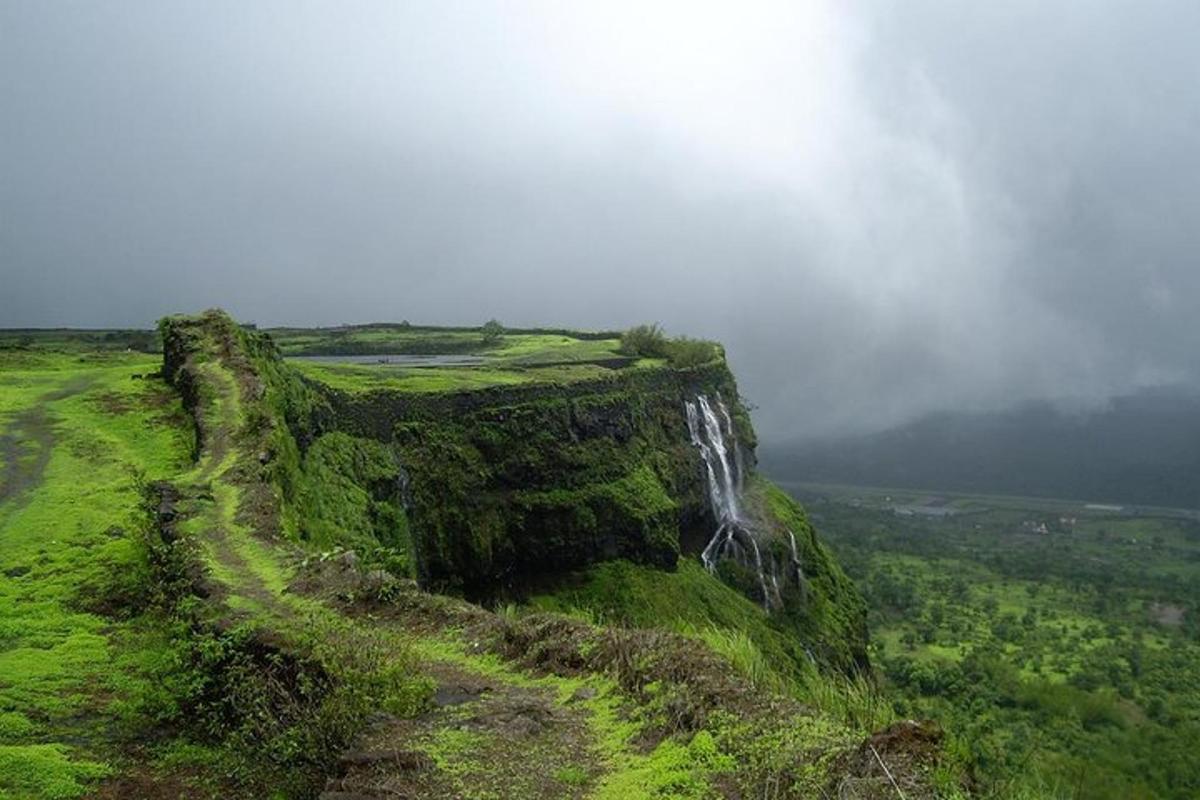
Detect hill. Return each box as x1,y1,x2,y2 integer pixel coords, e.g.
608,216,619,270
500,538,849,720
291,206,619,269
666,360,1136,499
762,388,1200,510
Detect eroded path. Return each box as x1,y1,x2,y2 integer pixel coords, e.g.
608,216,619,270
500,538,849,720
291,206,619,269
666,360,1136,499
0,376,94,507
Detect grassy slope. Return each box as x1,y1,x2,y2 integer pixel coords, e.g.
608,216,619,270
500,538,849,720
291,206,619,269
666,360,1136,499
0,351,192,799
529,559,812,688
527,559,893,736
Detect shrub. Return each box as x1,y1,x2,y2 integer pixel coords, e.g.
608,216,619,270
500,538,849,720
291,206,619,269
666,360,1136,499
664,337,717,368
619,323,669,358
619,325,718,367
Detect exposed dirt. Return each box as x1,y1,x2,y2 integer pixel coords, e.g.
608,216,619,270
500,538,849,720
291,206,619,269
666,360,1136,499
323,660,596,800
0,406,50,504
88,767,215,800
0,376,95,506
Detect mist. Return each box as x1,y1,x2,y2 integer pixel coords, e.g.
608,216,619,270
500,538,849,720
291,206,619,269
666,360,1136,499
3,1,1199,440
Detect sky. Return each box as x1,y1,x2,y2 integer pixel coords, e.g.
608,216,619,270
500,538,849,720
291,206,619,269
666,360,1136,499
3,1,1199,440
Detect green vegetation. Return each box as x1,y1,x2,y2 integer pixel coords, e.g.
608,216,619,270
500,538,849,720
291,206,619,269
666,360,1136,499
618,324,720,369
528,558,890,735
480,318,505,344
0,350,192,798
529,559,808,681
290,358,622,394
800,485,1200,799
1,312,947,798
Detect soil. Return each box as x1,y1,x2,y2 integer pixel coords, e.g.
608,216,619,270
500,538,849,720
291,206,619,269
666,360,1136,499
322,661,596,800
0,376,94,505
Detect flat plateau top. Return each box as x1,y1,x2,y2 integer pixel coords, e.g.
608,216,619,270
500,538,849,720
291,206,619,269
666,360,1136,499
0,325,669,394
274,326,664,394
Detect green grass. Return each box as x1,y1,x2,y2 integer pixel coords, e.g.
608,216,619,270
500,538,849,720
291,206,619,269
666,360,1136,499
528,559,804,678
273,325,665,394
0,352,193,798
288,358,621,394
527,559,893,737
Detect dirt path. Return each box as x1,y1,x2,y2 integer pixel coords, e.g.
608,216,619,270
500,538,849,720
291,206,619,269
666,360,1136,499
321,658,597,800
179,364,301,617
0,376,95,506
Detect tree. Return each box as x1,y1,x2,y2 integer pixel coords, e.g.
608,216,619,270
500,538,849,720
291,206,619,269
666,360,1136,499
480,319,505,344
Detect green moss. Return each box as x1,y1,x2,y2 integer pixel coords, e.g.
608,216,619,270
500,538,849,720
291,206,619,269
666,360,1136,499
593,729,733,799
290,432,412,558
0,353,192,797
0,744,112,800
554,764,591,786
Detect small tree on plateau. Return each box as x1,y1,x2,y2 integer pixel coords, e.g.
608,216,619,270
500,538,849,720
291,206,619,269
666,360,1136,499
481,319,505,344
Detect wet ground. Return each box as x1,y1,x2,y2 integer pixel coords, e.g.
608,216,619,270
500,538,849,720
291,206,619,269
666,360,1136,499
290,354,491,367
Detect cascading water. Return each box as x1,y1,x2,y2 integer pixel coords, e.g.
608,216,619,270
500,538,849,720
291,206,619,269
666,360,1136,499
686,393,773,608
686,393,809,613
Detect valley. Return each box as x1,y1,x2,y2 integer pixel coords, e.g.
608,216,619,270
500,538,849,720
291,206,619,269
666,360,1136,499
787,483,1200,799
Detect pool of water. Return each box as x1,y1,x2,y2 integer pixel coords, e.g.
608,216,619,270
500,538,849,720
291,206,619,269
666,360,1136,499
289,353,491,367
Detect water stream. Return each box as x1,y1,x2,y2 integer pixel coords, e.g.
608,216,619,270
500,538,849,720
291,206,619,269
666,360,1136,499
686,393,806,612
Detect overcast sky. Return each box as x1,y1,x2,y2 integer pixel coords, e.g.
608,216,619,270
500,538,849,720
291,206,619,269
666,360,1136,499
3,1,1198,439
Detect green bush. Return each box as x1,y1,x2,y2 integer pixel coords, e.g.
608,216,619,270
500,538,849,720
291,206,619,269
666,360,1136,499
618,324,669,358
664,337,718,368
619,325,718,367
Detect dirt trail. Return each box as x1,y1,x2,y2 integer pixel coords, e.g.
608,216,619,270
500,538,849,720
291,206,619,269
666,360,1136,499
324,657,595,800
181,364,297,617
0,376,95,506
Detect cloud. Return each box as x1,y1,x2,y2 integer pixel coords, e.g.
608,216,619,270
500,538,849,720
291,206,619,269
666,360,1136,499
2,1,1197,438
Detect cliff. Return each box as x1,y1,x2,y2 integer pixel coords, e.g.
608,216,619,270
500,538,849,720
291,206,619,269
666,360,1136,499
158,310,866,673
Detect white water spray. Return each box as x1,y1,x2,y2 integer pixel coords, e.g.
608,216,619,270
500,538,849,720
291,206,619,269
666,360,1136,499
788,530,805,587
686,393,773,608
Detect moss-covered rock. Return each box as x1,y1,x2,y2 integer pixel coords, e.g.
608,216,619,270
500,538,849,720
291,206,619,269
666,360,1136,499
310,361,747,597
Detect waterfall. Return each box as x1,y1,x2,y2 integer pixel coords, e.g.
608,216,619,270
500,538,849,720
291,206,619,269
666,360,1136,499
788,530,805,587
686,393,773,609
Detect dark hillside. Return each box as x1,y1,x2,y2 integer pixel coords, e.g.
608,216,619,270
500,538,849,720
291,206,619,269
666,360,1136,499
764,387,1200,509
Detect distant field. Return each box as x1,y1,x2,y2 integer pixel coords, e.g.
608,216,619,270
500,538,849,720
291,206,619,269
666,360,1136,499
792,481,1200,799
775,479,1200,518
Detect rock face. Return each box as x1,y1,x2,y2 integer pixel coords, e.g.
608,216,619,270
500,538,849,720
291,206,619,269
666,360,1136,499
311,362,753,597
